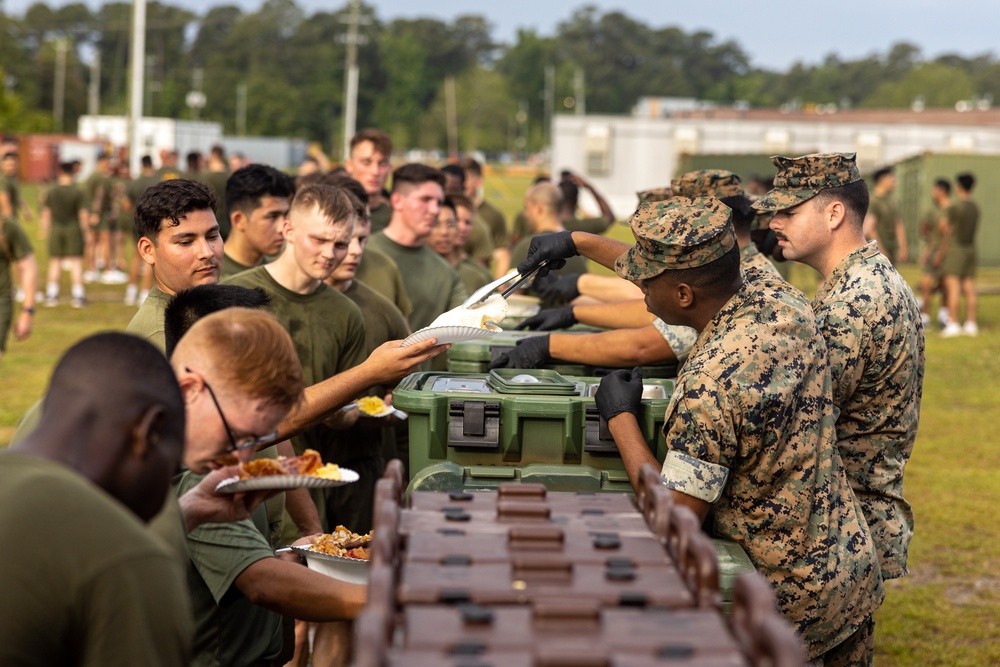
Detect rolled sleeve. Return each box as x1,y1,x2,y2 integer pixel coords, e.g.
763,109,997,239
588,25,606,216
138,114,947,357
652,318,698,362
659,371,739,503
661,451,729,503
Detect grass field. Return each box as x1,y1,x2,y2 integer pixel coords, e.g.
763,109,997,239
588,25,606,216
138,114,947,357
2,173,999,666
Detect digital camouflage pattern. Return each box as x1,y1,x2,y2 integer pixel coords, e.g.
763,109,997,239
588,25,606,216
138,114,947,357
651,318,698,362
753,152,863,213
660,451,728,503
636,186,672,203
659,266,883,658
615,196,736,280
812,241,925,579
670,170,744,199
740,242,782,277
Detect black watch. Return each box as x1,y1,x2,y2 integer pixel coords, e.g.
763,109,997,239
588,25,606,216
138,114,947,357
23,307,35,315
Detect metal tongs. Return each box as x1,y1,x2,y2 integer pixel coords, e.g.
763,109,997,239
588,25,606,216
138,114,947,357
461,260,549,309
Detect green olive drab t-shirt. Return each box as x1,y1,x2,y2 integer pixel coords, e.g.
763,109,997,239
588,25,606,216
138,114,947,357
354,247,413,318
224,266,368,455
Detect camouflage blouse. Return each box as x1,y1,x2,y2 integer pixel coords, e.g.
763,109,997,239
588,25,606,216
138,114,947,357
659,267,883,658
812,241,925,579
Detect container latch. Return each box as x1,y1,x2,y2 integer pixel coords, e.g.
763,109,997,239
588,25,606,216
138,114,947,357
449,400,501,449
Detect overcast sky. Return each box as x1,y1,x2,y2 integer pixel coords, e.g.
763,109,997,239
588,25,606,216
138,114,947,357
6,0,998,70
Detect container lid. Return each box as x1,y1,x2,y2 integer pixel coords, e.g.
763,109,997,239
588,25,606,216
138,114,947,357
487,369,580,395
427,376,495,394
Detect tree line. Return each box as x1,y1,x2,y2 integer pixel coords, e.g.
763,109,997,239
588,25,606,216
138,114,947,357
3,1,1000,156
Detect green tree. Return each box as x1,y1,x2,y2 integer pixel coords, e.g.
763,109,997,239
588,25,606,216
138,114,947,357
864,62,974,108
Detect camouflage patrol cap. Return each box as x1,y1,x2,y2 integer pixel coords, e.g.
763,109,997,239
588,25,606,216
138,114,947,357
752,152,862,212
615,196,736,281
670,170,744,198
636,186,672,203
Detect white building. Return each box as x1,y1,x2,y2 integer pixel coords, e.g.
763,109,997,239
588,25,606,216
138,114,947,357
78,115,223,167
553,107,1000,215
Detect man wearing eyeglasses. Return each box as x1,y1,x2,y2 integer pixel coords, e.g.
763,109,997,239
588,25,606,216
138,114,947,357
169,308,367,667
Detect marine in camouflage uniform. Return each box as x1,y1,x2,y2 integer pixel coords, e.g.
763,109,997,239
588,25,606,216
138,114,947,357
597,197,882,660
755,153,925,581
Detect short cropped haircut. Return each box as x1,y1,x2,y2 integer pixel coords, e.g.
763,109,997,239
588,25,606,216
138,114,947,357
46,332,184,435
664,244,741,294
350,129,392,158
447,192,474,212
164,285,271,358
134,179,219,242
177,308,305,411
441,197,457,215
720,195,756,234
441,164,465,186
59,161,75,175
811,180,870,229
320,173,369,222
186,151,202,171
295,172,323,190
933,178,951,195
872,166,893,182
290,183,356,226
956,172,975,191
390,163,446,194
526,182,562,214
141,155,153,169
558,179,580,211
209,145,225,160
226,164,295,218
460,157,483,177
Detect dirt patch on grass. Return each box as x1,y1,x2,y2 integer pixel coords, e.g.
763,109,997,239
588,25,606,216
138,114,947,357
889,565,1000,606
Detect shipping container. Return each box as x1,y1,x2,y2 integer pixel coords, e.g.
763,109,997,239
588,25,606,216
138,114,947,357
894,152,1000,266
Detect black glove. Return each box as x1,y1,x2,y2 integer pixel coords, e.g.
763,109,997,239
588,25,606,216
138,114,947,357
532,272,581,305
488,335,551,370
517,231,578,278
515,307,577,332
595,367,643,421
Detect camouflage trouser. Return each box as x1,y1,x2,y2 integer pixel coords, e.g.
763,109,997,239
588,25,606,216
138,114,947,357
808,616,875,667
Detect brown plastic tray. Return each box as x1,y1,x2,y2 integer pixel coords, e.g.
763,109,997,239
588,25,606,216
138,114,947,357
402,604,744,656
410,488,639,516
399,506,653,538
404,525,672,567
397,557,694,608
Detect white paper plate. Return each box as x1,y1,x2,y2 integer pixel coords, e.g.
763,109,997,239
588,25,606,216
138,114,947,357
291,545,369,584
400,325,498,348
215,467,360,493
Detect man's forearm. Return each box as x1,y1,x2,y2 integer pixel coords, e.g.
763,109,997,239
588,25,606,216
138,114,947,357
574,299,655,329
236,557,366,621
549,327,673,367
278,366,373,441
571,232,632,271
607,413,658,492
577,274,643,303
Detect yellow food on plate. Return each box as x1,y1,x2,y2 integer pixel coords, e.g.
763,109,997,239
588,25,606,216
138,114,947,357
357,396,389,415
312,463,342,480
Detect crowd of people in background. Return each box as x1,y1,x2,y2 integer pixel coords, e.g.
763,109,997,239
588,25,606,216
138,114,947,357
0,126,981,666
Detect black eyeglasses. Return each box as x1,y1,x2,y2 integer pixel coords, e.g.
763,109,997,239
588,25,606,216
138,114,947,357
188,368,280,453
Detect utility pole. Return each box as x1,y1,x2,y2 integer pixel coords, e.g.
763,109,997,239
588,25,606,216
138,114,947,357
53,38,68,133
88,50,100,116
574,68,586,116
128,0,146,175
445,75,458,159
340,0,369,160
236,82,247,136
543,64,555,150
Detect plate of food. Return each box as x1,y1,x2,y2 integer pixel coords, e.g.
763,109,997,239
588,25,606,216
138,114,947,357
215,449,359,493
356,396,394,417
400,294,508,347
291,526,372,584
